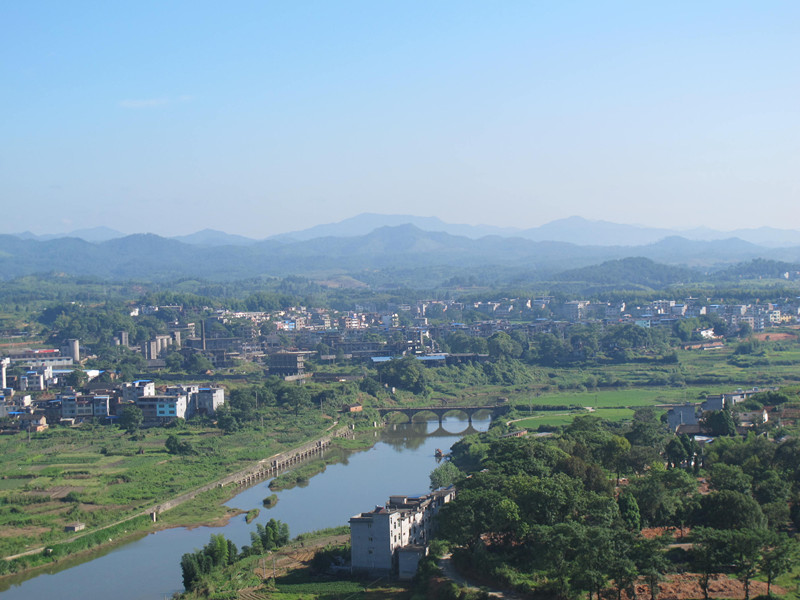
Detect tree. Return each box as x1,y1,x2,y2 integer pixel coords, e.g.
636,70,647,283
429,461,462,490
726,529,766,600
487,332,523,359
635,535,670,600
703,409,737,436
216,406,241,433
665,438,688,469
180,553,201,590
165,434,195,455
603,435,631,483
206,533,229,567
697,490,766,530
573,526,613,600
760,532,797,596
691,528,728,600
527,522,585,598
117,351,146,381
618,492,641,531
65,369,88,388
606,530,638,600
186,353,213,374
708,464,752,495
119,405,143,434
628,468,696,527
437,488,509,549
376,356,428,394
165,352,185,371
280,386,311,416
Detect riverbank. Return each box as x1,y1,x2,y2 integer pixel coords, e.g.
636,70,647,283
175,528,412,600
268,432,375,491
0,416,488,600
0,426,370,583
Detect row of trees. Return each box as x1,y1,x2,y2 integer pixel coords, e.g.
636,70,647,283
442,324,676,367
692,527,795,600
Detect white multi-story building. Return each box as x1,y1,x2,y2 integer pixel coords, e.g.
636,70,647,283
122,380,155,403
196,387,225,414
349,488,455,579
130,383,225,423
136,394,188,424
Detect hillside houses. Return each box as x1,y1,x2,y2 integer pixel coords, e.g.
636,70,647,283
666,387,775,433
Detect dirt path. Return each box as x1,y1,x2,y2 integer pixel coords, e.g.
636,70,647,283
253,534,350,579
439,553,523,599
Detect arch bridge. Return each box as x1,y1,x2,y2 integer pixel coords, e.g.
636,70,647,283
377,404,510,427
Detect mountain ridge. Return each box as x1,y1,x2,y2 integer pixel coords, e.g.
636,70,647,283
8,214,800,248
1,225,797,282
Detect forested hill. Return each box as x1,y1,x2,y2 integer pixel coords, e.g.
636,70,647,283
552,257,703,288
712,258,800,280
0,226,797,282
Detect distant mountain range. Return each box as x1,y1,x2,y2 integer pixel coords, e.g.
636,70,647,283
9,214,800,247
2,222,800,283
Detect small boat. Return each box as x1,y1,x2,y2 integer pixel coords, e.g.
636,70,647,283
434,448,443,458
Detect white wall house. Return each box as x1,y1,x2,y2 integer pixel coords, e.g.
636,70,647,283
349,488,455,579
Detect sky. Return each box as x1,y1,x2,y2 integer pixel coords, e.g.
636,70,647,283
2,1,799,237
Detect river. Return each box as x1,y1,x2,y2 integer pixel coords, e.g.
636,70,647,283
0,414,489,599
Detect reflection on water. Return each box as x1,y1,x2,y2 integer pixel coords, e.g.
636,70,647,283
381,421,480,451
0,415,489,600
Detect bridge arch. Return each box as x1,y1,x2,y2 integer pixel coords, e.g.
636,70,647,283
377,404,509,428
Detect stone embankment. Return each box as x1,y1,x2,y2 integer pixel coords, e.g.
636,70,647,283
150,425,354,518
5,425,355,560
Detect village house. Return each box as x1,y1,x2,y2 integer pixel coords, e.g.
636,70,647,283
349,488,455,579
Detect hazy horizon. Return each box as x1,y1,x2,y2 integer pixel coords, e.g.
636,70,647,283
7,212,800,242
3,2,799,238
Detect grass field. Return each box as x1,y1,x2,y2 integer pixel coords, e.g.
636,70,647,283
510,387,703,409
0,409,334,560
513,407,636,429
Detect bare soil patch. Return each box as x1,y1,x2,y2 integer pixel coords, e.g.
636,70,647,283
79,502,122,512
252,534,350,579
633,573,785,600
35,485,83,499
640,526,690,540
753,332,796,341
0,526,49,539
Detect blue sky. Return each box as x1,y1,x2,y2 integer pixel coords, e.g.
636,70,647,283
2,1,799,237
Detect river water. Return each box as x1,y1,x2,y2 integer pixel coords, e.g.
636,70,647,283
0,415,489,599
